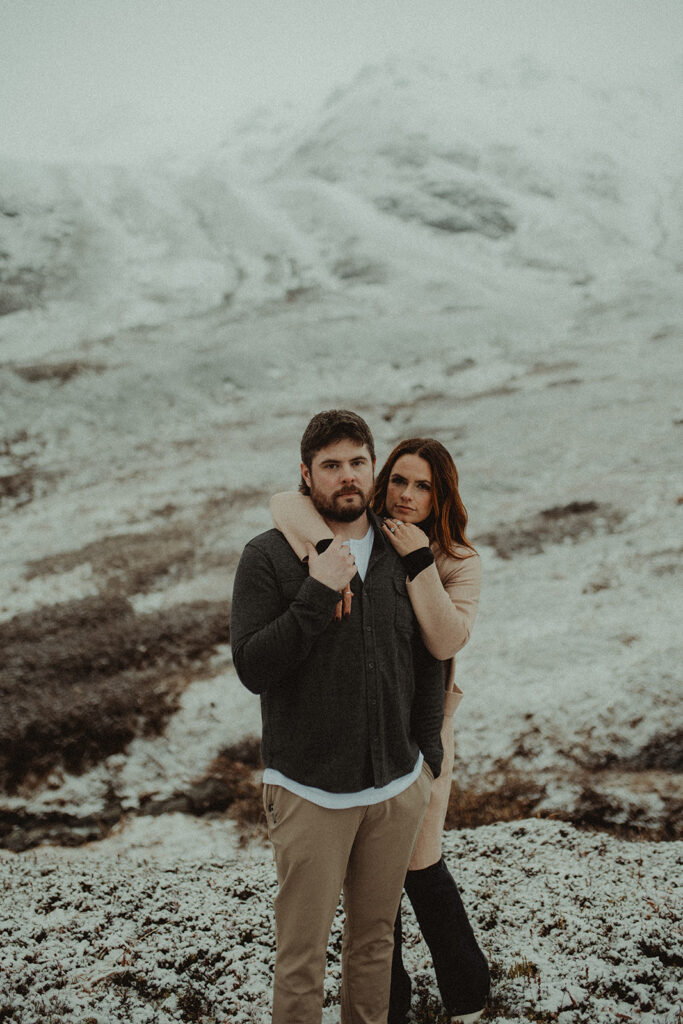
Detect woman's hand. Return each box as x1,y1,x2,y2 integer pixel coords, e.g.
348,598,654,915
382,518,430,556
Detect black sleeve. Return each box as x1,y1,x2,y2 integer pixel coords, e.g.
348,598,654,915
402,547,435,581
230,542,340,695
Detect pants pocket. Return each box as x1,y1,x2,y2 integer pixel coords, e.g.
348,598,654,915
263,783,279,834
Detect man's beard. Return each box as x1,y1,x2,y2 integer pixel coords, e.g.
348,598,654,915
309,482,373,523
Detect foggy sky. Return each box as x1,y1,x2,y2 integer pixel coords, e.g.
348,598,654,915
2,0,681,161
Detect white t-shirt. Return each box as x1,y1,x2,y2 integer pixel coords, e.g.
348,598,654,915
346,524,374,582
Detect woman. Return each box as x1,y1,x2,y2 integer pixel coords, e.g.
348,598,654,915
271,438,490,1024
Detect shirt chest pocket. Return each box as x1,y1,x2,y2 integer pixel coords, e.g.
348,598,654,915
278,573,309,604
393,577,415,636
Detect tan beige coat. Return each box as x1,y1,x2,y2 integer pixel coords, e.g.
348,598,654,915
405,542,481,867
270,493,482,869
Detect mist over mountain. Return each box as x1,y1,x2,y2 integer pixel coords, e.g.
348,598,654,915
2,58,681,358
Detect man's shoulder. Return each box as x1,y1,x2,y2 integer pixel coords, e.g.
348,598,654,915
245,527,284,548
243,528,304,566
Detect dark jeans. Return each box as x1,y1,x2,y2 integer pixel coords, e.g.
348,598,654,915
388,856,490,1022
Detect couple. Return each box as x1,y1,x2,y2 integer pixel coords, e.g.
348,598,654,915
230,410,489,1024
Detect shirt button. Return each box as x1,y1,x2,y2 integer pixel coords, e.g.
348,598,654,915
368,661,374,669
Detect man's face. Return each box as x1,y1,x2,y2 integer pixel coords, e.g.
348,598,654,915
301,439,375,523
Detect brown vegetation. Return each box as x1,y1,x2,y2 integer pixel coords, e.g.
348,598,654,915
26,529,199,596
12,360,108,384
0,430,47,509
0,593,230,792
474,500,626,559
445,774,545,830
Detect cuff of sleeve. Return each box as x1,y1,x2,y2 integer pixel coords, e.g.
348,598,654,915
299,574,343,608
403,547,435,581
301,537,333,563
443,685,463,717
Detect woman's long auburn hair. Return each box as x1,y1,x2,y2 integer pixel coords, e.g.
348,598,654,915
373,438,476,559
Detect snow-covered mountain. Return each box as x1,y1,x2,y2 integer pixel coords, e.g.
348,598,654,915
2,59,681,359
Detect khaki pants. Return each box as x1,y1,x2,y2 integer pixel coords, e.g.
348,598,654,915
263,764,433,1024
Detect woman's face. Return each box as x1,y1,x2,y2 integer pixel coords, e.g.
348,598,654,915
385,453,433,523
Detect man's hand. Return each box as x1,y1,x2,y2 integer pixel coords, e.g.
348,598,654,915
305,535,357,592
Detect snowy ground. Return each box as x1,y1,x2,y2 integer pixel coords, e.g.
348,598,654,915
1,819,681,1023
1,55,682,1022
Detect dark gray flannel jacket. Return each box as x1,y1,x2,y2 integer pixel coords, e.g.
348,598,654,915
229,513,444,793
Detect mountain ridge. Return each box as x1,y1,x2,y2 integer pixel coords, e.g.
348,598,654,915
2,57,681,360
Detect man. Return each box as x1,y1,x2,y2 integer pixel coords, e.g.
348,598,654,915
230,410,444,1024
